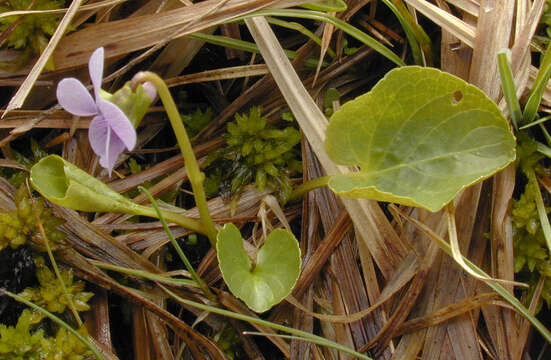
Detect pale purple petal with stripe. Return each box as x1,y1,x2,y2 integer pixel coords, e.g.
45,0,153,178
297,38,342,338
99,132,126,175
56,78,97,116
88,47,104,100
88,115,109,158
97,98,137,150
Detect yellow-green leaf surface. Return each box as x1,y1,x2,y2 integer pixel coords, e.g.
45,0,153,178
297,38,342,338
30,155,138,213
216,223,301,313
325,66,516,212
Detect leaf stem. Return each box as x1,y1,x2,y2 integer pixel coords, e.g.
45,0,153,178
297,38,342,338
131,72,218,246
132,203,205,235
288,176,330,202
1,289,106,360
139,186,216,301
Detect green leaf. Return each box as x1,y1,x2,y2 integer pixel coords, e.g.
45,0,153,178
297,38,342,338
29,155,205,234
30,155,141,214
325,66,516,212
216,223,301,313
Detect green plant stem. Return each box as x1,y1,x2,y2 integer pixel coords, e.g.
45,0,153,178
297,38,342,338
497,50,522,130
233,9,405,67
159,285,372,360
27,182,83,327
139,186,216,301
1,289,106,360
132,204,205,235
288,176,330,202
132,71,218,246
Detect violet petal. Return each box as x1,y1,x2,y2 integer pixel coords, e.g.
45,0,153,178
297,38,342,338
99,131,126,175
56,78,97,116
88,114,109,158
88,47,104,100
97,98,137,151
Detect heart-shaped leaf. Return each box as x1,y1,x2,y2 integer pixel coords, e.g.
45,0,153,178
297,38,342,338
217,223,301,313
325,66,516,212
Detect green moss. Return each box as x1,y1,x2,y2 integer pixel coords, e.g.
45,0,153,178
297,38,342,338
18,258,93,314
0,309,45,360
0,0,65,69
0,186,66,251
204,106,302,205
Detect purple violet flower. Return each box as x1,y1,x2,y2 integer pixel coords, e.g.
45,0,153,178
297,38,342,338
56,47,137,175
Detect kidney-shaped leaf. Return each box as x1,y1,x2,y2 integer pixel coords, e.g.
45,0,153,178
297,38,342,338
217,223,301,313
325,66,516,212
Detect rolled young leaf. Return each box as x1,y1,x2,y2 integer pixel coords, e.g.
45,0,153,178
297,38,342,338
325,66,516,212
30,155,141,213
30,155,205,234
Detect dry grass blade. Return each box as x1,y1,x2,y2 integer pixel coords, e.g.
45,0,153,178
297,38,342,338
3,0,84,116
395,293,500,336
165,64,269,87
52,0,317,70
0,0,128,18
405,0,475,47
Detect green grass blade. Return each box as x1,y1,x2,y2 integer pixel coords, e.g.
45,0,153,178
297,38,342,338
526,167,551,255
160,285,373,359
519,115,551,130
187,32,324,68
139,186,215,300
497,49,522,130
536,140,551,158
380,0,427,65
235,9,405,66
524,43,551,124
300,0,347,12
266,16,336,58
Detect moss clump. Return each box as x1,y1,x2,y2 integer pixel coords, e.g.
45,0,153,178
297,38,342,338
204,106,302,205
0,0,65,69
19,258,93,314
0,186,66,252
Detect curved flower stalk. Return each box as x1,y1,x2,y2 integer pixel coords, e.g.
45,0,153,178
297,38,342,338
56,47,137,175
